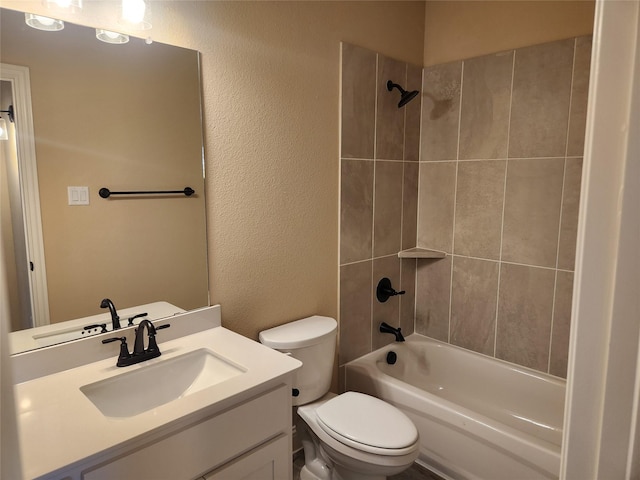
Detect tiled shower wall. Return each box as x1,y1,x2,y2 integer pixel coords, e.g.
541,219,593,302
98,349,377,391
415,36,592,378
338,43,421,374
338,36,590,383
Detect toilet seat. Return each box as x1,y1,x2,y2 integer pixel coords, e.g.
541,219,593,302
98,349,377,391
315,392,418,456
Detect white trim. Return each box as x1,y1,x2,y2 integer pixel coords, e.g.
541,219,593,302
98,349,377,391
561,0,640,478
0,64,50,327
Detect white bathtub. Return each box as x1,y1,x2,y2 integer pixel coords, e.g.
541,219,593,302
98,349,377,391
345,334,565,480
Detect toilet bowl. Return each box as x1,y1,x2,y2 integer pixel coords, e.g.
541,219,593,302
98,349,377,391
297,392,419,480
259,316,419,480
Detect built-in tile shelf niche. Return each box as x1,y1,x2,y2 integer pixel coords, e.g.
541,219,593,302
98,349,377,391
397,247,446,259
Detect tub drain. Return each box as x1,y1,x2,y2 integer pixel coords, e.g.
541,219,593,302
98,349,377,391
386,351,397,365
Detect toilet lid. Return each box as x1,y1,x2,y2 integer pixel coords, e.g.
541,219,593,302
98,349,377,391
315,392,418,451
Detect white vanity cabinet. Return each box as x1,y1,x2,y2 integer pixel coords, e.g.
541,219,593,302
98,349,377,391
80,385,292,480
15,308,302,480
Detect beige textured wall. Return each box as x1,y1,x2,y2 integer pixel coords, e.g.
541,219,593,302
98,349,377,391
3,1,426,339
424,0,595,66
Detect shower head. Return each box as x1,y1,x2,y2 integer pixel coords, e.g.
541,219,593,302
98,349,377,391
387,80,419,108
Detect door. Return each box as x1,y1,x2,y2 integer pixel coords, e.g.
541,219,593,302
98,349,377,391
0,63,49,329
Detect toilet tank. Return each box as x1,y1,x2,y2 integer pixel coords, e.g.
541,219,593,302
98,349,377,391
259,316,337,406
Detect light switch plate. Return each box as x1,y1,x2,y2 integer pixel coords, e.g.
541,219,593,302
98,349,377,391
68,186,89,205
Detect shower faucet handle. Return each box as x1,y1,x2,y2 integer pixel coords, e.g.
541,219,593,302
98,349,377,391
376,278,405,303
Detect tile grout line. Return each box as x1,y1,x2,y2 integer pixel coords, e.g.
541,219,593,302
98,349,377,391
494,49,516,358
416,155,580,163
338,47,343,367
447,61,464,344
448,253,573,272
398,63,409,328
340,252,576,272
548,37,578,374
413,67,425,336
400,83,407,257
370,53,380,354
340,253,406,268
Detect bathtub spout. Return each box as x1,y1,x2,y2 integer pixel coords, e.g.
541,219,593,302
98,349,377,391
380,322,405,342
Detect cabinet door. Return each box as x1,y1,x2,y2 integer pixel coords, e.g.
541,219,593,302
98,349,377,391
204,434,290,480
82,386,289,480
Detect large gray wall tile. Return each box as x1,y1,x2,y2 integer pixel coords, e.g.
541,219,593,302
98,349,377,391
400,258,416,336
509,39,574,158
550,271,574,378
405,64,422,162
421,61,462,161
415,256,452,341
450,257,499,355
377,56,406,160
374,161,403,257
454,160,506,259
496,263,555,371
372,256,401,349
340,159,374,264
558,158,583,270
502,158,564,267
341,43,376,159
567,36,592,157
339,261,372,365
402,162,419,251
459,51,513,160
417,161,456,252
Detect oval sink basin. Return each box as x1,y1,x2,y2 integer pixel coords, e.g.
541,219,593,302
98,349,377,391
80,349,246,418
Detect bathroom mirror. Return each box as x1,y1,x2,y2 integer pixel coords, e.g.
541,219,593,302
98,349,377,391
1,8,209,353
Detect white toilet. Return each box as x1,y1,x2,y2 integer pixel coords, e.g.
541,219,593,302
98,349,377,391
259,316,419,480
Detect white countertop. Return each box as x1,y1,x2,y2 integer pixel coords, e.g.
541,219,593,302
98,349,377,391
15,325,301,479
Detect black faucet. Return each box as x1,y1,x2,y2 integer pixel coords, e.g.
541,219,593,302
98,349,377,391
102,320,171,367
133,320,159,356
100,298,121,331
380,322,405,342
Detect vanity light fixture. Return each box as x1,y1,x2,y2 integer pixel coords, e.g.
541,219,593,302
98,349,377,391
0,105,14,142
120,0,152,30
25,13,64,31
96,29,130,44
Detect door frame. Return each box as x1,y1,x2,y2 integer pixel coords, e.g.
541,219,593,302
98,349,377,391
561,1,640,478
1,63,49,327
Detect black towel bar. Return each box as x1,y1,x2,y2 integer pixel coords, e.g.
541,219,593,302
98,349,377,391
99,187,195,198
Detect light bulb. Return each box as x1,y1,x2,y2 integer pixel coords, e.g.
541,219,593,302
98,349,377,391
37,15,55,26
122,0,145,24
44,0,83,12
96,29,130,44
25,13,64,31
120,0,151,30
0,118,8,141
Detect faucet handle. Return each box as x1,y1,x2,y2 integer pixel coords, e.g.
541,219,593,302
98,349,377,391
127,312,148,327
102,336,132,366
376,278,406,303
83,323,108,334
147,324,170,353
